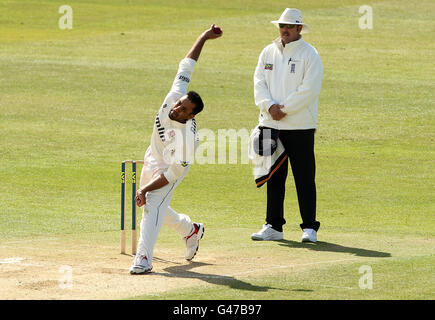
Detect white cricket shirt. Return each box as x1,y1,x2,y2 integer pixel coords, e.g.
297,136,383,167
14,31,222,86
254,37,323,130
143,58,199,183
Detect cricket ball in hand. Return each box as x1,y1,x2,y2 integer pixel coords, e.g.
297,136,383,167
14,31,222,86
212,26,222,34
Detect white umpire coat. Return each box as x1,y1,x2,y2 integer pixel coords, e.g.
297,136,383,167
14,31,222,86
254,37,323,130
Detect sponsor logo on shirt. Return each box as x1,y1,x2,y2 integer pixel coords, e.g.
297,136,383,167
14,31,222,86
290,63,296,73
180,161,189,167
265,63,273,70
179,75,190,83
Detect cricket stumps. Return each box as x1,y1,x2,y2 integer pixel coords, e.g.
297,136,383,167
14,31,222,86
121,160,144,255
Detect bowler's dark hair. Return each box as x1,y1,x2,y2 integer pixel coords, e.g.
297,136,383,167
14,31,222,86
187,91,204,115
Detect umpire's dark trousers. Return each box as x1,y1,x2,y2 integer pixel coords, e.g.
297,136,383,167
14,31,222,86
266,129,320,232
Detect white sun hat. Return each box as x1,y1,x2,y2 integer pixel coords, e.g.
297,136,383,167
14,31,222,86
271,8,310,34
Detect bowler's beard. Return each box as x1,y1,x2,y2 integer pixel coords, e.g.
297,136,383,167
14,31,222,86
168,109,187,124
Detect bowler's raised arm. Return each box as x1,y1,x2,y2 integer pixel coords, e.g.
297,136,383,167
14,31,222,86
186,24,223,62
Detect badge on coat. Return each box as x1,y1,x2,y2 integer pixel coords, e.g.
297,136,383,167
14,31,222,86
265,63,273,70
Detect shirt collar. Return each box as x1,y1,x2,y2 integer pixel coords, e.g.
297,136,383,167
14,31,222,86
162,113,187,129
169,118,187,129
273,36,303,53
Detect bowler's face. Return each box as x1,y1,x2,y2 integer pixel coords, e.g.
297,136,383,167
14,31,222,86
279,24,302,44
169,95,195,123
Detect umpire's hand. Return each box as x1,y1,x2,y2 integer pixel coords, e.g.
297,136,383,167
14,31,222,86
269,104,287,121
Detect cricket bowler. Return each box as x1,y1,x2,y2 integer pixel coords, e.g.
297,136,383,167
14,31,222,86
130,24,223,274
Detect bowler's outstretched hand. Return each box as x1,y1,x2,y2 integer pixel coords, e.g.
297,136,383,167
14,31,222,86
203,24,223,40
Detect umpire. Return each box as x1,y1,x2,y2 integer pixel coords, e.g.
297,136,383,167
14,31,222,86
251,8,323,242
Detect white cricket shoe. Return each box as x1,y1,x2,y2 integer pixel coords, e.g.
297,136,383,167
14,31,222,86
301,228,317,243
129,254,152,274
251,224,283,241
184,223,204,261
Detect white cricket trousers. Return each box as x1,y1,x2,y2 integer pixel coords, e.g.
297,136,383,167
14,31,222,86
137,165,194,262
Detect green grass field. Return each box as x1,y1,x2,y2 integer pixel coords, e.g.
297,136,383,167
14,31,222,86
0,0,434,300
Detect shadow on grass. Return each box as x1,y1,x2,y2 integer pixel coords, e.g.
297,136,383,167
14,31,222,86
154,262,282,292
291,289,314,292
278,240,391,257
